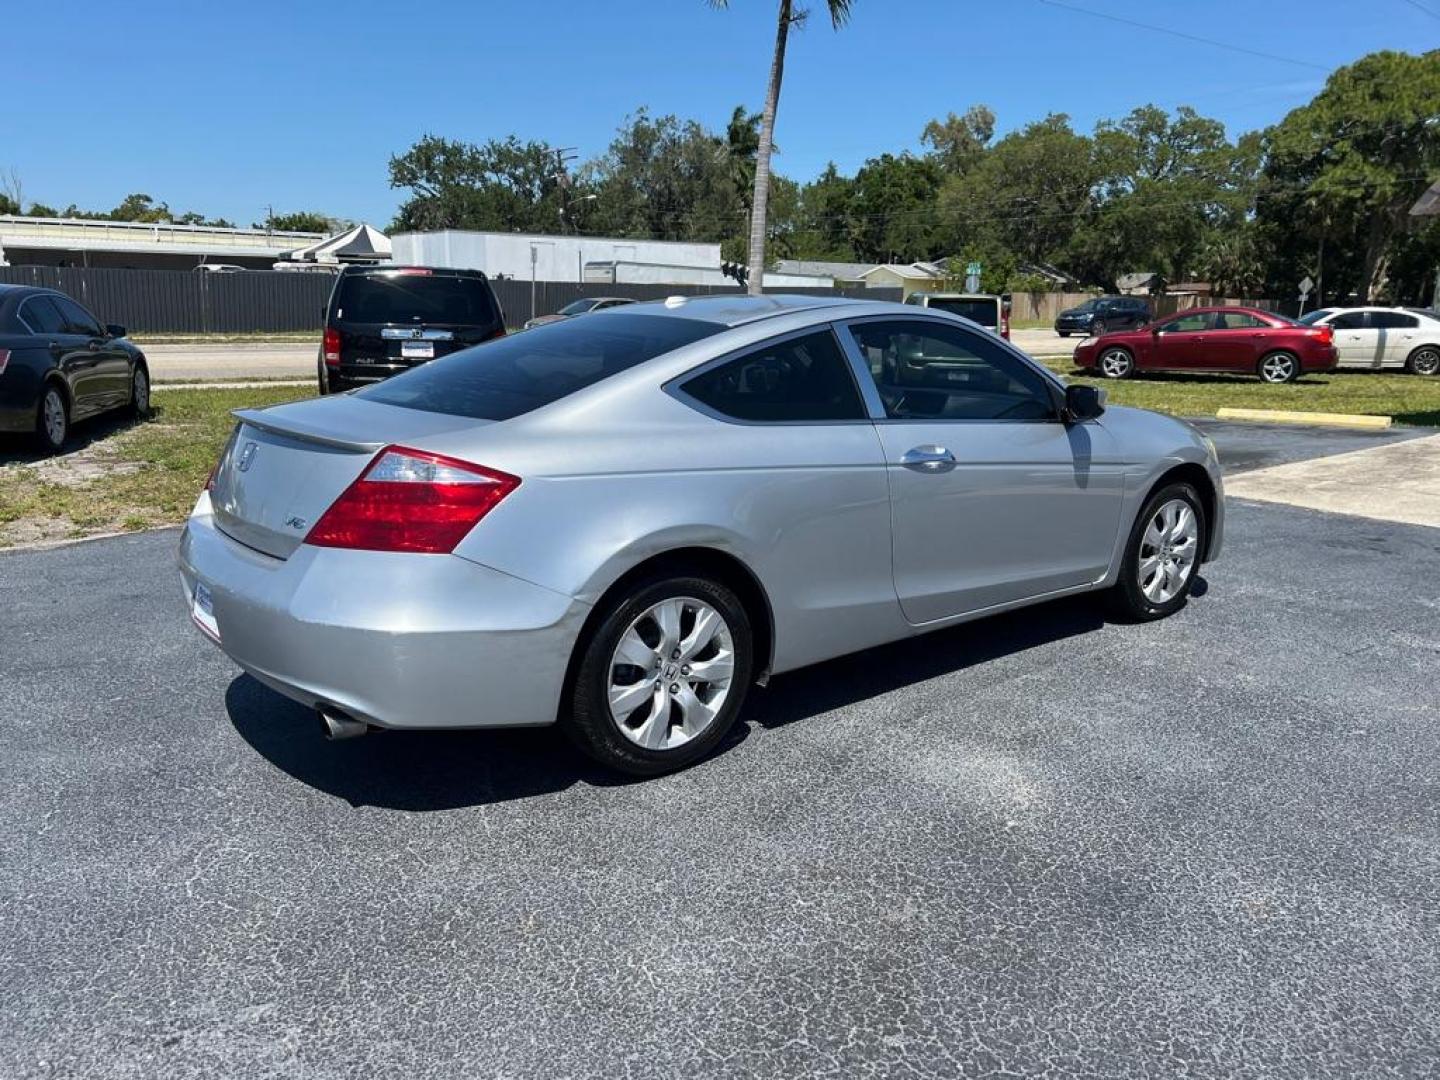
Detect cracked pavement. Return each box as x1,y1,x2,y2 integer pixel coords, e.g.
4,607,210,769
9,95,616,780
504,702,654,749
1,424,1438,1078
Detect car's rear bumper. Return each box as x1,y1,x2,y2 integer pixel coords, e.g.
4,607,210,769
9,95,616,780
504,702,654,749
1301,345,1339,371
178,495,590,729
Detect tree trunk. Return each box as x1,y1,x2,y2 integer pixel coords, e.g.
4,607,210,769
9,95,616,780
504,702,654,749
1359,203,1404,302
747,0,791,296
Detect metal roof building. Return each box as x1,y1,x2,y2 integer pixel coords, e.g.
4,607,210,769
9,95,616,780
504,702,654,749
0,215,326,271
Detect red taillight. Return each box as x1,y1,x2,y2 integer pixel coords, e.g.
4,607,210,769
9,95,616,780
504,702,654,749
487,326,507,341
305,446,519,554
1312,325,1334,345
0,348,9,375
323,327,341,366
1000,312,1011,340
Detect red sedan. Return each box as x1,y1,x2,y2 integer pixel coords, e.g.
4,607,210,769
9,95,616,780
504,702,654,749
1073,305,1338,383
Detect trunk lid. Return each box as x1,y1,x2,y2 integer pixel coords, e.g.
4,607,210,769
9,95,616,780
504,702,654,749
209,395,491,559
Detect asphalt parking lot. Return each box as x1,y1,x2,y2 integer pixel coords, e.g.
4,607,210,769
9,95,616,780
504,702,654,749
3,425,1438,1078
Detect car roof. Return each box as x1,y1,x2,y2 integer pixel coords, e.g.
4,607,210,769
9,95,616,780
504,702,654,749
627,293,867,328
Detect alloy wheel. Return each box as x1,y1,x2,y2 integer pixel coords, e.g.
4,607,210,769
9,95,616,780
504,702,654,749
133,368,149,413
43,389,66,446
1138,498,1198,604
1099,348,1133,378
1260,354,1297,383
607,596,735,751
1410,347,1440,376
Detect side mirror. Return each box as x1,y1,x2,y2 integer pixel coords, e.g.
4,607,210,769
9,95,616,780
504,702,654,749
1064,383,1106,423
105,323,127,339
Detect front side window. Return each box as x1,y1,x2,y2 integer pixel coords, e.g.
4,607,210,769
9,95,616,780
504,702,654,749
19,296,68,335
51,296,103,336
1161,312,1214,333
360,312,722,421
1369,311,1419,330
845,319,1056,422
1330,312,1367,330
681,330,864,422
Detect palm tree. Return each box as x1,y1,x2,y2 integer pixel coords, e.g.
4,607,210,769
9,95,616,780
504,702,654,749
711,0,854,293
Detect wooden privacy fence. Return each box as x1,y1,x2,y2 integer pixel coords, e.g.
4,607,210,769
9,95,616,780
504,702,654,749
1008,291,1279,323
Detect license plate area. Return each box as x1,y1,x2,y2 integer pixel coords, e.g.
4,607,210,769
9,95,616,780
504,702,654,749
401,341,434,359
192,581,220,642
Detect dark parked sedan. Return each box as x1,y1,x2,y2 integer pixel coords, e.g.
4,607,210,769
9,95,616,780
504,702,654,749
1073,306,1337,383
1054,295,1151,337
0,285,149,452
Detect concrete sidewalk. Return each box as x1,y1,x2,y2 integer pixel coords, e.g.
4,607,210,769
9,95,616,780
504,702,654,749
1225,432,1440,528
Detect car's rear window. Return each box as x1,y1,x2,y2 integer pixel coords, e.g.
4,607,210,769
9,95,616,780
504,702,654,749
357,312,723,421
334,271,499,327
926,298,999,326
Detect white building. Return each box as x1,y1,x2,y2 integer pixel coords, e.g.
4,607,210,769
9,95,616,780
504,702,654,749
390,229,831,287
0,215,324,271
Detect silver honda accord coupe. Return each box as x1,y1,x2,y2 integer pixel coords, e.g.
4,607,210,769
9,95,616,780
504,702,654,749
180,295,1223,775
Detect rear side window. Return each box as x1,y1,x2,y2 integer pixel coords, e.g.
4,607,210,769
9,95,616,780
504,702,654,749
358,312,722,421
18,296,67,335
334,272,499,327
1213,311,1268,330
681,330,865,422
924,297,999,326
1370,311,1419,330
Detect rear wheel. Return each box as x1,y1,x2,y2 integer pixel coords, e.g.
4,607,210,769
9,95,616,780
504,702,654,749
564,574,753,776
1057,331,1070,339
317,357,331,395
1406,345,1440,377
1258,351,1299,383
1099,346,1134,379
129,364,150,418
35,384,68,454
1109,482,1206,621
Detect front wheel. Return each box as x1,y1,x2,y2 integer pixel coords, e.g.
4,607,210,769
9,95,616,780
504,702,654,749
564,574,754,776
1099,346,1134,379
1258,351,1299,383
1406,345,1440,377
1109,482,1206,621
1057,331,1070,339
129,364,150,418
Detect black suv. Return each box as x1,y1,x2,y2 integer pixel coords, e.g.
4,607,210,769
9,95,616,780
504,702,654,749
1054,295,1150,338
319,265,505,394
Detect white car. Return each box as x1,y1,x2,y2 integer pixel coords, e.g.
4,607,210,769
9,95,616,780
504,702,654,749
1298,306,1440,375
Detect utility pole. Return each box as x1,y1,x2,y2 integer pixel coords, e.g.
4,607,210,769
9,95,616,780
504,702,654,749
550,147,578,235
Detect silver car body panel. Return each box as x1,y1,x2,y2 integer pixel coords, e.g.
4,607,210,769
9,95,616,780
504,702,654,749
181,295,1224,729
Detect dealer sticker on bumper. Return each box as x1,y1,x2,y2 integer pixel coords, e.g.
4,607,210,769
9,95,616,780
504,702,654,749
192,581,220,642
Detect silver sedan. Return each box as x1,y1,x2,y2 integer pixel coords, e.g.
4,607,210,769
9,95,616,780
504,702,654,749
180,295,1223,775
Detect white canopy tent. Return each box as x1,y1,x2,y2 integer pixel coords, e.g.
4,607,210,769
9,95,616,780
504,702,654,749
277,223,391,267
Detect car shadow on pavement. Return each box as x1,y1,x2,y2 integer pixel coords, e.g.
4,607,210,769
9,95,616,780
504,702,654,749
225,584,1207,809
0,410,154,467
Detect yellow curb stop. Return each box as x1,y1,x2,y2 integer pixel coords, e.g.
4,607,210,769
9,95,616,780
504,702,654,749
1214,408,1392,430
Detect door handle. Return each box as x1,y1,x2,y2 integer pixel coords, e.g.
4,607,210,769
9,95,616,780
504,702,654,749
899,445,956,473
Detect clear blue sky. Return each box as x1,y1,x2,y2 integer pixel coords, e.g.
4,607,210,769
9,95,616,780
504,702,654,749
4,0,1435,229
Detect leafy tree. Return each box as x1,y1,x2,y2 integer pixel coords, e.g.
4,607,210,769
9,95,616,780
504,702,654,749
389,134,570,233
0,192,17,216
787,162,857,260
847,152,942,262
920,105,995,175
710,0,855,293
259,210,339,233
1261,50,1440,300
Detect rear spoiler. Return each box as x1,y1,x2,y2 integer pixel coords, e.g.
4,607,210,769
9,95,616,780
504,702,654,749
231,408,384,453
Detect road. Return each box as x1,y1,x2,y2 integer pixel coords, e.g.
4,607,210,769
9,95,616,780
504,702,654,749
142,330,1078,384
2,426,1438,1078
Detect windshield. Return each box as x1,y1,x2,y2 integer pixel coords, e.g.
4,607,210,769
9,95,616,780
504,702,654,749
925,297,999,326
558,299,597,316
1298,309,1333,325
335,272,498,326
358,312,723,421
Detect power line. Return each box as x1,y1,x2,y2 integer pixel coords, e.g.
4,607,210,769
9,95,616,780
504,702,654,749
1398,0,1440,19
1033,0,1330,71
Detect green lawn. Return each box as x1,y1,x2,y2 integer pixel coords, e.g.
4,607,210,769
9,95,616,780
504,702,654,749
0,385,316,547
1044,360,1440,426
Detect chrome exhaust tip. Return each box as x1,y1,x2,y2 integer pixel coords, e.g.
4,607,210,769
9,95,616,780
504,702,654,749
318,706,369,741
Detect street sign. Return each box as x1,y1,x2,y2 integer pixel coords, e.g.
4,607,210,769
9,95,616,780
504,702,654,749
966,261,982,277
965,274,981,293
1298,275,1313,297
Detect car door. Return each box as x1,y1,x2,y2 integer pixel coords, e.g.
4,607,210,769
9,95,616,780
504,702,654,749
1208,310,1272,371
839,316,1125,624
51,295,130,407
1371,311,1420,368
1328,311,1378,368
18,295,101,413
1145,311,1214,371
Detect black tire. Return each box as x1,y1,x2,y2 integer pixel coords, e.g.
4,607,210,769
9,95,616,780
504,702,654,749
1091,318,1107,337
129,363,151,418
1406,345,1440,377
317,357,331,396
1108,481,1207,622
1057,331,1070,339
34,383,69,454
563,573,754,777
1258,350,1300,384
